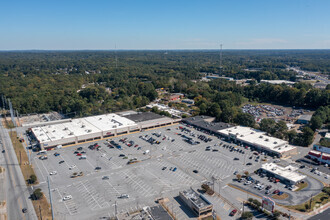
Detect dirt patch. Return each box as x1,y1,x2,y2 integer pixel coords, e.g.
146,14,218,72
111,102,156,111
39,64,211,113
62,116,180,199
9,131,37,185
295,182,308,191
272,193,289,200
32,195,52,220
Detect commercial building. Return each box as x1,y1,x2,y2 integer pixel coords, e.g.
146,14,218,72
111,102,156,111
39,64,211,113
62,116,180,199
218,126,297,158
296,114,312,124
260,80,295,86
181,99,195,105
325,133,330,141
260,163,306,185
148,205,173,220
308,150,330,165
179,189,213,218
31,112,179,149
182,116,233,136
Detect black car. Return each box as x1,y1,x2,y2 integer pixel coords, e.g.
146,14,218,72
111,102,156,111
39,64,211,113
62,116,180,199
212,149,218,152
59,160,65,164
119,154,125,157
1,150,5,153
22,208,27,213
234,158,239,160
249,156,253,159
95,166,101,170
77,147,83,151
300,165,306,169
193,170,199,173
246,162,252,165
162,167,167,170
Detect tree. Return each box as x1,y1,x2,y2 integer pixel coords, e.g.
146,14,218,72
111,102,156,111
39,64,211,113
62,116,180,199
28,174,37,184
241,211,253,219
310,116,323,131
236,174,242,181
235,112,255,127
244,171,249,176
31,188,43,200
259,118,276,134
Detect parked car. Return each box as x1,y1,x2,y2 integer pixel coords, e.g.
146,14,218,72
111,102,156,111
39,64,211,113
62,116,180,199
246,163,252,166
102,176,109,180
59,160,65,164
63,195,72,201
234,158,239,160
22,208,27,213
54,152,60,156
118,194,129,199
230,209,237,216
193,170,199,173
162,167,167,170
49,171,57,175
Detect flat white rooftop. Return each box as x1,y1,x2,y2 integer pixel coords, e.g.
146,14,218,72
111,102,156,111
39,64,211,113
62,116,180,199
218,126,296,154
262,163,306,183
32,113,136,145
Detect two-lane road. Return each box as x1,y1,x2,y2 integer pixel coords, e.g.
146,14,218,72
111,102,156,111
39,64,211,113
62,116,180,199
0,118,37,220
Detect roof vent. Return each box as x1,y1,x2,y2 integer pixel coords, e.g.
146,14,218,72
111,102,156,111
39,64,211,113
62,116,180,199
274,141,277,144
99,118,102,120
251,132,254,134
81,124,86,128
53,130,56,132
87,129,92,133
265,138,269,141
69,132,74,135
259,135,263,138
240,135,244,137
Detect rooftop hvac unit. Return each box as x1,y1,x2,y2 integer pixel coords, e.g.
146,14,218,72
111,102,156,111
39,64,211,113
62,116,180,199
99,118,102,120
53,130,56,132
40,133,43,136
61,136,64,139
236,133,239,135
69,132,74,135
274,141,277,144
46,131,48,133
240,135,244,137
64,127,68,130
87,129,92,133
251,132,254,134
259,135,263,138
265,139,269,141
112,125,117,128
81,124,85,128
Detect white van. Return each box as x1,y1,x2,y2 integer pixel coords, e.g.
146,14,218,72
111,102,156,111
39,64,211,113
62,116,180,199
56,145,62,149
79,155,87,160
38,150,47,155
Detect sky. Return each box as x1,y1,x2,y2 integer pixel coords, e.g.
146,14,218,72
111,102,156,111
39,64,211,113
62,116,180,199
0,0,330,50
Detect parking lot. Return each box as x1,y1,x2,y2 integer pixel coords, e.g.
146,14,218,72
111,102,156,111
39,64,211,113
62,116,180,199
30,124,263,219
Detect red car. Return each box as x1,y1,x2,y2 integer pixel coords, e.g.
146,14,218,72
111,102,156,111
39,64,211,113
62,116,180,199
76,153,82,156
134,145,138,148
273,190,279,194
230,209,237,216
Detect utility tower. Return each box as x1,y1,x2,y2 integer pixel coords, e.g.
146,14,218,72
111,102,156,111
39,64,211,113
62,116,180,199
219,44,223,75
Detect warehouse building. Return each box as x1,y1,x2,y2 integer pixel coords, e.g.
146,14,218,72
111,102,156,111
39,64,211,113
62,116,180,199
218,126,297,158
260,163,306,185
31,112,179,149
179,189,213,218
296,114,312,124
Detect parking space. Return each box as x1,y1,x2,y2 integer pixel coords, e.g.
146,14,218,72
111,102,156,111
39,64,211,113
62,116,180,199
30,123,301,219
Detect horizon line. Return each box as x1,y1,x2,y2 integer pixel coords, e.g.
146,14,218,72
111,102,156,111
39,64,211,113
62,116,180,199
1,48,330,52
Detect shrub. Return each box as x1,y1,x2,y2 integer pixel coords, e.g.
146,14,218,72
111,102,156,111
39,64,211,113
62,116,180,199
31,188,43,200
28,174,37,184
241,211,253,219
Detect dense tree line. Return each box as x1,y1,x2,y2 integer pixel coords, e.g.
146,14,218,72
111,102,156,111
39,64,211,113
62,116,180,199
0,50,329,121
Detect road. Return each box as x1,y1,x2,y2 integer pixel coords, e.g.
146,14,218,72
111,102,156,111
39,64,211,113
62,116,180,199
0,117,37,220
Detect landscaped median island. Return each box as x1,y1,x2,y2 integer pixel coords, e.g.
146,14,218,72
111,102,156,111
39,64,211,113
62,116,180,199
8,131,52,219
285,187,330,212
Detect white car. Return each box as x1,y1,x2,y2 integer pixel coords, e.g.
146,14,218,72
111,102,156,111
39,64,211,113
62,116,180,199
49,171,57,175
69,165,76,170
63,195,72,201
244,181,252,185
325,175,329,179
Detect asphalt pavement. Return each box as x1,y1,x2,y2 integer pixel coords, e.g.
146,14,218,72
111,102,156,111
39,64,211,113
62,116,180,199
0,117,37,220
